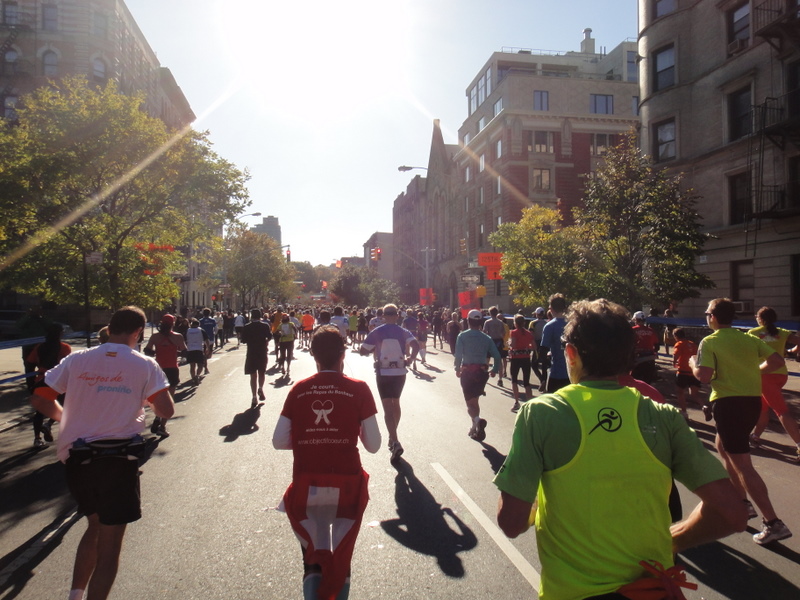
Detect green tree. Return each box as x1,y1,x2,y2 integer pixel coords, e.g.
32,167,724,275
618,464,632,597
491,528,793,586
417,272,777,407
489,205,591,308
328,265,399,307
573,133,713,309
222,225,293,308
0,76,249,310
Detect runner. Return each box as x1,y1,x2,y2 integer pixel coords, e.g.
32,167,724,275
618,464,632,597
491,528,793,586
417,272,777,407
483,307,508,387
143,314,186,437
277,313,298,377
508,314,536,413
240,308,272,408
185,318,211,385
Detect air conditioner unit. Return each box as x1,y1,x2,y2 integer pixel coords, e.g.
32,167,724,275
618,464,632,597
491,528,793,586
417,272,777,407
732,300,753,313
728,38,748,55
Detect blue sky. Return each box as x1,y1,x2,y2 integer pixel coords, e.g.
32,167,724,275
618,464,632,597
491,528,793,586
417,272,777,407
126,0,637,265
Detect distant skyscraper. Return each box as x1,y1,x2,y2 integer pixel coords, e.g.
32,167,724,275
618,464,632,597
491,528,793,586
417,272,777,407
251,215,282,245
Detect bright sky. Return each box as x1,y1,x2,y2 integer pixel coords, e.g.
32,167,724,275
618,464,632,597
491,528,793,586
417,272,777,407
126,0,637,266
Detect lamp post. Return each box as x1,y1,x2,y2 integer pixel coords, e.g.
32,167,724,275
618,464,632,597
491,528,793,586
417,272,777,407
397,165,428,172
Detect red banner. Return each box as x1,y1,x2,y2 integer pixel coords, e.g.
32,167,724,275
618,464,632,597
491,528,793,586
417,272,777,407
478,252,503,267
419,287,433,305
458,290,480,318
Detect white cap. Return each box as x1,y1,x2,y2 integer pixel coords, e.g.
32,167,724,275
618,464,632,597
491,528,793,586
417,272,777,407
535,307,545,315
633,311,646,321
467,309,483,320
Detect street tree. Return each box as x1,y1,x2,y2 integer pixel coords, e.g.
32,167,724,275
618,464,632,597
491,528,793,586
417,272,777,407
0,76,250,310
328,265,400,307
573,133,713,310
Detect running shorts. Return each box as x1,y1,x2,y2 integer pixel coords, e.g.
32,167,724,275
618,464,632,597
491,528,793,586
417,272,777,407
713,396,761,454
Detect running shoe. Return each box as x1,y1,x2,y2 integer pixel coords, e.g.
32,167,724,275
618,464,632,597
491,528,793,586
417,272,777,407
251,397,258,409
744,499,758,520
753,519,792,545
701,404,713,422
33,438,46,448
258,389,266,400
749,434,762,449
390,442,404,463
156,425,170,438
511,402,521,413
41,422,54,442
793,447,800,463
497,379,504,388
474,419,487,442
150,417,161,434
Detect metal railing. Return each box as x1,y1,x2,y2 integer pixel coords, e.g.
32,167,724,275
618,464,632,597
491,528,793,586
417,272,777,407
753,0,799,34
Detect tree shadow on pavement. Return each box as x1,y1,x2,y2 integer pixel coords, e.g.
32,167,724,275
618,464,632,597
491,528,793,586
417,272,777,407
219,405,262,442
680,540,800,599
380,459,477,578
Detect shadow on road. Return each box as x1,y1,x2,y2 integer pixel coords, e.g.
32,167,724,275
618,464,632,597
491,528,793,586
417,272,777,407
680,540,800,599
477,442,506,474
219,405,262,442
380,459,477,578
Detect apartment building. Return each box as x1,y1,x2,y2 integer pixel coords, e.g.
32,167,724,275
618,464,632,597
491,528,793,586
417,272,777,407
639,0,800,319
1,0,194,129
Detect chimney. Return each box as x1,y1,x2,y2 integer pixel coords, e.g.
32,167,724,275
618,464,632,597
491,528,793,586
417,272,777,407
581,28,595,54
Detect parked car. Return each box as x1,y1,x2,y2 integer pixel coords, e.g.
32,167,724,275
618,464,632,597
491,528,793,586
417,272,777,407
0,310,74,341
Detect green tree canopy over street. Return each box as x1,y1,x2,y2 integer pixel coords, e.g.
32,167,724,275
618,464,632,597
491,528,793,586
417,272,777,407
491,133,713,311
329,264,401,307
0,76,250,310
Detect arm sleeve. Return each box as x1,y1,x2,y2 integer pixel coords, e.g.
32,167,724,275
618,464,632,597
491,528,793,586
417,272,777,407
359,415,381,453
272,415,292,449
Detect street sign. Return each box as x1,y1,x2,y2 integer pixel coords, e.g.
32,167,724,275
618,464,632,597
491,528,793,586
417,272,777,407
461,275,480,282
478,252,503,267
85,251,103,265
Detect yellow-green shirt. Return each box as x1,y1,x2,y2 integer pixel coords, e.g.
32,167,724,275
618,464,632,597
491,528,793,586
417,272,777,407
747,326,792,376
697,327,775,401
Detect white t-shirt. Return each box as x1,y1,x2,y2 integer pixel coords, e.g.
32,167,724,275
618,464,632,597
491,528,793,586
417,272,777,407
330,315,349,339
45,343,169,462
185,327,206,352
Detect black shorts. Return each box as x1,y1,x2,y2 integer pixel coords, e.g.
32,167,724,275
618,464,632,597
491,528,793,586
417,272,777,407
509,358,531,386
187,350,205,365
675,372,700,389
713,396,761,454
376,374,406,399
161,367,179,387
460,366,490,400
245,353,268,374
66,456,141,525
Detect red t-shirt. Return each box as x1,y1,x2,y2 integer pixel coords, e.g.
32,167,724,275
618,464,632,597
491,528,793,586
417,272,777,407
281,371,377,476
673,339,697,374
633,325,659,356
509,328,535,358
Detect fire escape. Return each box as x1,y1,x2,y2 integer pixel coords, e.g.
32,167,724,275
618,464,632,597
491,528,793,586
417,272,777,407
746,0,800,254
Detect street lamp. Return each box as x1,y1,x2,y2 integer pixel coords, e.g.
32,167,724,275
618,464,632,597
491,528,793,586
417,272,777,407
397,165,428,172
240,211,262,218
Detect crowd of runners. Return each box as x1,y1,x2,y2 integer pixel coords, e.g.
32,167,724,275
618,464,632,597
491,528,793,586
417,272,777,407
20,295,800,600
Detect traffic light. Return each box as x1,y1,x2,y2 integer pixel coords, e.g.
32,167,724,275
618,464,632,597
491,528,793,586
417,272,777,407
459,238,467,255
370,248,377,261
286,249,291,262
375,247,382,261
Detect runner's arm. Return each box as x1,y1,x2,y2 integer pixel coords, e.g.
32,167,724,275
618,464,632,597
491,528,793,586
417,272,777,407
670,478,747,553
497,491,535,538
760,351,784,374
272,415,292,449
30,386,63,421
148,388,174,420
359,415,381,453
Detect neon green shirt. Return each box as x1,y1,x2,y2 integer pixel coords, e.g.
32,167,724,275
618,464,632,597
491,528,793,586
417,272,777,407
697,327,775,401
747,326,792,376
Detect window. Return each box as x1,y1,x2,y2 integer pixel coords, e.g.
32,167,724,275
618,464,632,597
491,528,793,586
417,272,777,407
3,2,18,25
486,67,492,96
92,57,107,82
654,0,676,19
3,94,17,120
496,139,502,159
493,97,503,117
42,4,58,30
534,90,549,111
653,119,676,161
731,260,755,309
463,132,471,146
534,131,554,153
533,168,551,190
496,176,502,194
469,85,477,115
592,133,610,156
479,154,485,172
729,171,750,224
43,50,58,76
729,3,750,45
478,75,486,105
479,224,485,247
93,13,108,39
496,216,502,228
728,86,752,141
465,196,469,212
478,116,487,131
479,186,484,205
590,94,614,114
653,45,675,91
465,166,471,182
632,96,640,116
627,51,638,83
3,49,17,75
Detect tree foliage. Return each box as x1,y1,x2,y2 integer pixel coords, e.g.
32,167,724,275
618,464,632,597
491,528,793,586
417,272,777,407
492,133,713,311
328,265,400,307
0,76,250,310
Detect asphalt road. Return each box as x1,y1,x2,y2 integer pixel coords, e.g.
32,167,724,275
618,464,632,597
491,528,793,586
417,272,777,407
1,340,799,599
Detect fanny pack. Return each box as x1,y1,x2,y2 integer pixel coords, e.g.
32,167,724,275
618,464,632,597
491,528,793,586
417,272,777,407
68,435,146,464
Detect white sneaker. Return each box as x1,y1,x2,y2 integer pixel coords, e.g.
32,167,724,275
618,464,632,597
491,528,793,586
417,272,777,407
753,519,792,545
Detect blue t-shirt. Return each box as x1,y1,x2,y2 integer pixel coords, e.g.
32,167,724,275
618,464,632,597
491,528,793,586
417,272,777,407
199,317,217,342
541,317,567,379
361,323,416,376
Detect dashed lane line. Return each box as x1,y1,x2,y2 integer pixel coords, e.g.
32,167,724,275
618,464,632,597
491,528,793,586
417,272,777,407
431,462,540,593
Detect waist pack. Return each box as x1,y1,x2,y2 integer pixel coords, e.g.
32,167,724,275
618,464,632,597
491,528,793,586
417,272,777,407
68,435,146,464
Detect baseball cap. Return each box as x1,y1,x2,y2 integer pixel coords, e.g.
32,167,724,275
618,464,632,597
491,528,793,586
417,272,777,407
535,307,545,315
633,311,646,321
161,314,175,325
467,309,483,320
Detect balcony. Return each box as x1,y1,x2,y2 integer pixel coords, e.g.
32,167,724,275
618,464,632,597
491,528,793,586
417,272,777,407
754,0,800,52
753,184,800,217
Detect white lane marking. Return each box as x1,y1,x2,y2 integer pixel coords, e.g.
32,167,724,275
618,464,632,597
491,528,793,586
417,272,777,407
431,462,540,592
226,368,238,378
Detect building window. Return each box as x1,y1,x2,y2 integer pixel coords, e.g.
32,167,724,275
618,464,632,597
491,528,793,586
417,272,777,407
469,85,477,115
632,96,640,116
590,94,614,114
486,67,492,96
479,186,484,205
3,94,17,119
729,171,750,225
479,224,485,247
627,50,638,83
493,97,503,117
478,74,486,105
496,138,502,159
653,0,676,19
43,50,58,76
534,131,554,153
534,90,549,111
479,154,485,172
728,86,752,141
3,2,18,25
496,176,502,194
653,119,676,161
533,168,551,190
731,260,755,310
42,4,58,30
729,3,750,46
478,116,487,131
465,196,469,212
463,132,471,146
3,49,17,75
465,166,471,182
653,45,675,92
592,133,610,156
92,57,107,83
